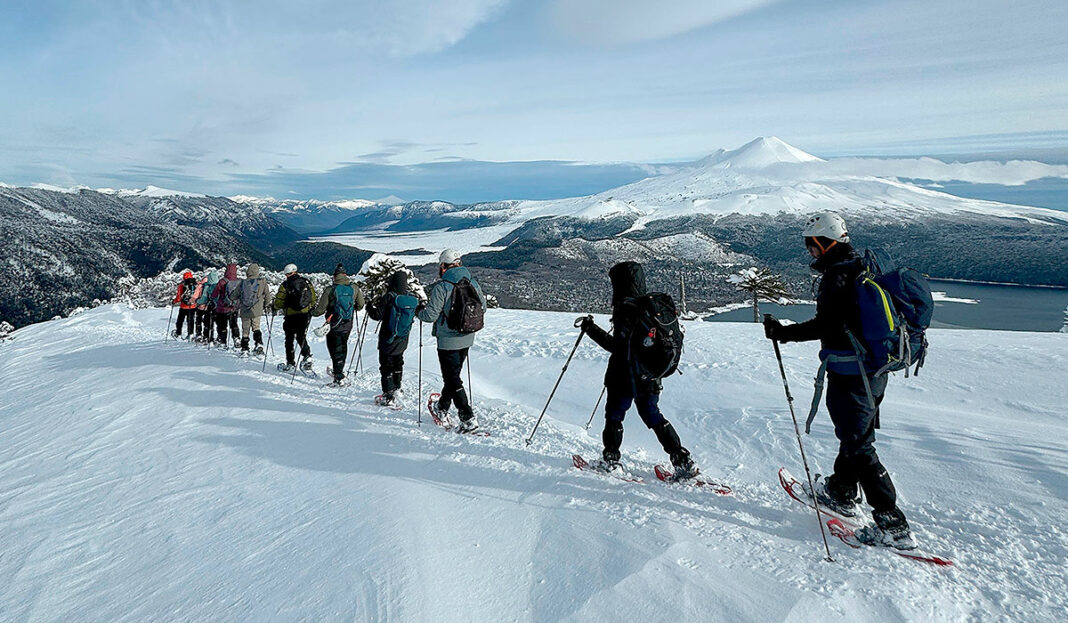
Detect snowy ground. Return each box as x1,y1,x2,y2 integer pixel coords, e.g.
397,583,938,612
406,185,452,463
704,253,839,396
1,305,1065,622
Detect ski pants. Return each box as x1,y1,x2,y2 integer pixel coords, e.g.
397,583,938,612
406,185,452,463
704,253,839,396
601,387,686,462
283,313,312,365
240,315,263,343
195,309,210,338
825,371,898,513
214,311,239,345
436,348,472,418
379,351,404,395
326,329,350,379
175,308,195,336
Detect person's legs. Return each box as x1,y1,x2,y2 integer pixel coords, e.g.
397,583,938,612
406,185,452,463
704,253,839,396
283,315,297,364
294,314,312,359
826,372,899,512
327,330,350,380
436,348,470,416
634,393,694,470
601,387,632,463
215,312,229,345
251,315,263,348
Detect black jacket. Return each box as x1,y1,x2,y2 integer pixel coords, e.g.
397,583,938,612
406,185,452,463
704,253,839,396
586,262,661,394
366,271,413,356
777,243,864,352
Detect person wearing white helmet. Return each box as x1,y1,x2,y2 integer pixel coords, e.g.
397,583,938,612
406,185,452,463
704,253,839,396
762,211,916,550
416,248,487,433
272,263,318,372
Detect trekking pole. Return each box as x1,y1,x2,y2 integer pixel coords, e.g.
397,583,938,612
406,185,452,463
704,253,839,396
164,305,174,343
467,355,472,404
355,313,370,374
262,313,276,373
526,316,590,446
584,386,607,430
417,320,423,426
345,311,363,375
768,316,834,563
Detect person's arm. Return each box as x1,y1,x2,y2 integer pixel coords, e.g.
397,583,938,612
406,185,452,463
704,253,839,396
172,283,183,305
273,284,286,311
366,295,385,322
354,287,365,312
312,286,331,317
260,280,271,313
584,320,615,353
416,282,446,323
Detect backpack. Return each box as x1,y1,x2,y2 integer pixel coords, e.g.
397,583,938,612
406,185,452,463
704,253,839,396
385,294,419,343
626,292,685,381
285,276,313,311
445,277,484,333
224,279,242,308
333,284,356,321
239,279,260,311
853,248,933,376
180,278,197,305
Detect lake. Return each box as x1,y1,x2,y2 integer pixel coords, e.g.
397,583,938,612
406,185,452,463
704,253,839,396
706,279,1068,332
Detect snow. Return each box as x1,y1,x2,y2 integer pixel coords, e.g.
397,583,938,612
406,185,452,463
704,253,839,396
932,292,980,304
314,226,513,266
117,185,206,198
1,305,1065,621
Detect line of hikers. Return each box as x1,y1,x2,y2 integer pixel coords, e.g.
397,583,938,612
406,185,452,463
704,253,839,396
170,212,926,549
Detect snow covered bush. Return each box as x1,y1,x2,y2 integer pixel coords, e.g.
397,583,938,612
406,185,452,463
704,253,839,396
356,254,427,302
0,320,14,341
112,266,334,310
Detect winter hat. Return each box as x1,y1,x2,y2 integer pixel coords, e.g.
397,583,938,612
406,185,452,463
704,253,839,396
283,263,298,275
247,263,261,279
439,248,461,265
207,270,220,283
608,261,647,305
333,263,346,278
182,270,193,280
802,212,849,244
387,270,409,295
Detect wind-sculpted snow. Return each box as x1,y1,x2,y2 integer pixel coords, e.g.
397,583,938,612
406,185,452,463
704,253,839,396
0,306,1065,621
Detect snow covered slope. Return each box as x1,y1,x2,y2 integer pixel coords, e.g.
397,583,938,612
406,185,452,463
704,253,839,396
1,306,1065,621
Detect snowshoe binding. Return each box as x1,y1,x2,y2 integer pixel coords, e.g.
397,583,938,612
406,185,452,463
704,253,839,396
803,474,860,518
278,362,296,373
854,509,917,550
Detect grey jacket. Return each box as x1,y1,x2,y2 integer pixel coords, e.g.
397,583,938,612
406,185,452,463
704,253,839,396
238,264,273,318
416,266,486,351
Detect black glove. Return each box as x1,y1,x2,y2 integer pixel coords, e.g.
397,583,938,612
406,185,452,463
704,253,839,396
763,315,784,341
579,315,595,332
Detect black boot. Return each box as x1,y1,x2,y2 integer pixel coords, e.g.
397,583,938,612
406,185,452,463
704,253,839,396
241,337,250,352
601,420,624,467
253,330,263,346
856,507,916,550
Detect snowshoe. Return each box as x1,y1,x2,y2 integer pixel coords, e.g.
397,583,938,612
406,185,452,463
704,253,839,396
252,346,265,357
592,458,623,474
426,393,452,428
375,394,403,410
300,358,315,371
803,474,860,518
455,415,480,434
278,363,296,373
854,509,917,550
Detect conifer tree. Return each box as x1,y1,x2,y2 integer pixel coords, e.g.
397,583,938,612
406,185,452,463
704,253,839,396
727,267,790,322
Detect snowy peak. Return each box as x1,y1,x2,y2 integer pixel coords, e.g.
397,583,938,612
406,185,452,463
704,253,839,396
702,136,823,169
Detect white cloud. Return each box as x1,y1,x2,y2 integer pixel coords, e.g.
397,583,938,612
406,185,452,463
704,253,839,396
785,157,1068,186
550,0,780,45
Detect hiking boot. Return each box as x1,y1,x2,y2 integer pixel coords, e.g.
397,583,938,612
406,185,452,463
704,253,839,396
172,330,181,339
240,338,250,352
301,358,314,371
376,393,395,406
278,362,296,372
592,458,623,473
670,451,700,481
808,475,859,518
456,415,480,434
855,508,917,550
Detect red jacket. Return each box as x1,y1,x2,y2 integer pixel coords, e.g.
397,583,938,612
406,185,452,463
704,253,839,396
172,272,199,309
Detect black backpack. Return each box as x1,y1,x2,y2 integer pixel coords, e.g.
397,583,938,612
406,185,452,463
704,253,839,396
285,276,313,311
180,278,197,305
626,292,684,381
446,277,484,333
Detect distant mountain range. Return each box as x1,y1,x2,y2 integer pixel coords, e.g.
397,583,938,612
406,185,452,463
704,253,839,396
4,137,1066,325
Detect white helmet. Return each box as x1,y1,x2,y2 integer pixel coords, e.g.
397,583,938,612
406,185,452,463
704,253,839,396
283,263,298,275
802,212,849,243
439,248,461,265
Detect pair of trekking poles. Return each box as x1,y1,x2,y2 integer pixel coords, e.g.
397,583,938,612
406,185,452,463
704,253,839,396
520,312,835,561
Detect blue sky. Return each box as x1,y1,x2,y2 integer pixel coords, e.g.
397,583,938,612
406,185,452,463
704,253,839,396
1,0,1066,201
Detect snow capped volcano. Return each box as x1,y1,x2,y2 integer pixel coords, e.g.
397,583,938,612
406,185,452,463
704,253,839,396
699,136,824,169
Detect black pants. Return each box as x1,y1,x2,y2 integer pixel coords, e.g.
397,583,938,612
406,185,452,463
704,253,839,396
194,309,210,338
436,348,472,418
326,330,351,379
602,386,686,462
213,311,238,345
379,351,404,396
175,308,195,336
283,314,312,365
825,371,898,512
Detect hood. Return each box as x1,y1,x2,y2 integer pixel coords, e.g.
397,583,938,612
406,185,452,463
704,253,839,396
387,270,409,295
442,266,471,284
224,263,238,280
206,270,221,286
246,263,261,279
609,261,646,304
333,272,351,285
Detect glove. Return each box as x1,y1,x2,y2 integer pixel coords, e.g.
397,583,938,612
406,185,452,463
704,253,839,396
579,315,595,332
763,315,785,341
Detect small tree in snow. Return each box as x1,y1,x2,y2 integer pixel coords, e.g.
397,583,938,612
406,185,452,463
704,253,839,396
728,267,789,322
356,255,426,302
486,293,500,309
0,320,14,341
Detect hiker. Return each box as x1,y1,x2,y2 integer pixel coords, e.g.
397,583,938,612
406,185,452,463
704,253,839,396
311,263,364,384
193,270,217,343
579,261,698,478
210,263,241,349
237,263,272,356
366,269,419,405
417,249,486,433
171,270,199,339
273,263,318,372
763,211,916,550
